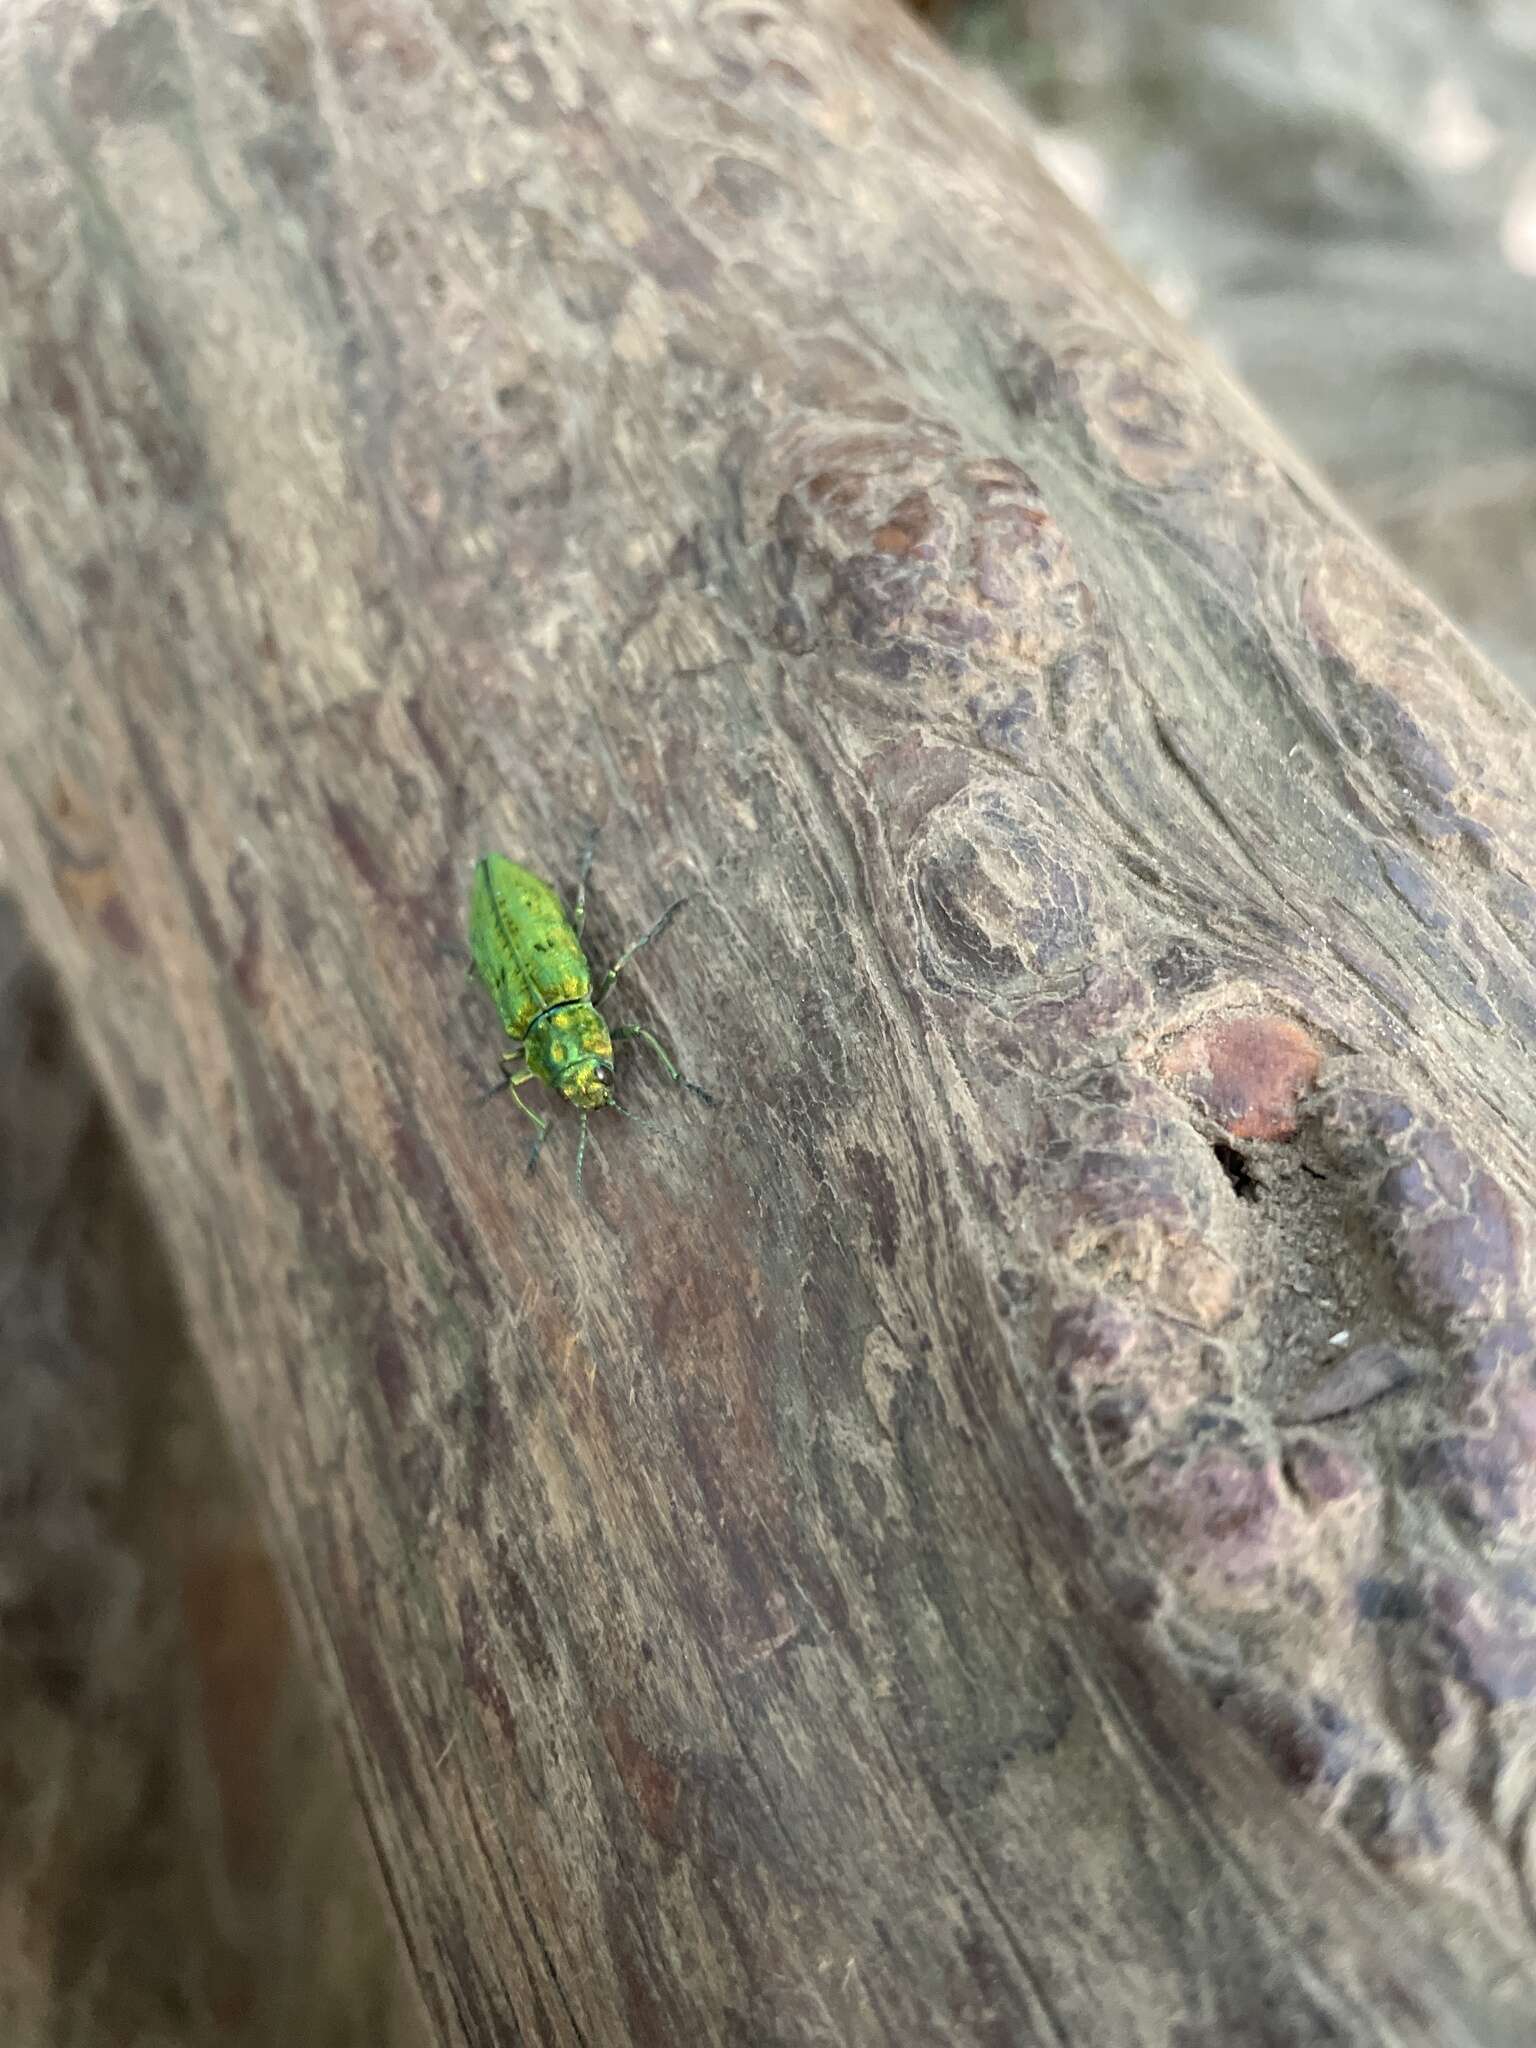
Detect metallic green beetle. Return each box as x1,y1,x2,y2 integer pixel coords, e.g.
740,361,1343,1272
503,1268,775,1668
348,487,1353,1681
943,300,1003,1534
467,839,711,1187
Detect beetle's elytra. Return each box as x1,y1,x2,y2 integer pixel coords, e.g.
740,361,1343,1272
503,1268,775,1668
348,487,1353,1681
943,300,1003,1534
467,839,711,1188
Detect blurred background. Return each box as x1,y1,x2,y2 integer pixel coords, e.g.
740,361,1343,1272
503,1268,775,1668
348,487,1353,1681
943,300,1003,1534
938,0,1536,699
4,2,1536,2041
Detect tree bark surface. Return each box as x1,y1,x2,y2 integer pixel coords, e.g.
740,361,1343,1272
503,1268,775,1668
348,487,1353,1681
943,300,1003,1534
2,3,1536,2043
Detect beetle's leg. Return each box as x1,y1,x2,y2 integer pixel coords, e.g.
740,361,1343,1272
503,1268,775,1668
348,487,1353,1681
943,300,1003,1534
485,1065,550,1172
525,1121,550,1176
511,1077,551,1175
611,1023,714,1104
594,899,687,1005
478,1052,529,1103
571,822,600,935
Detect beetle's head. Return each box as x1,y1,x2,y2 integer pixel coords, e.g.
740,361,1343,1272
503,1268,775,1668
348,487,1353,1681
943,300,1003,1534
565,1054,615,1110
532,1005,615,1109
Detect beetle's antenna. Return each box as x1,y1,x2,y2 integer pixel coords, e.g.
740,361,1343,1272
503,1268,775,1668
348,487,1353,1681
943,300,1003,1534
575,1112,590,1191
609,1101,655,1126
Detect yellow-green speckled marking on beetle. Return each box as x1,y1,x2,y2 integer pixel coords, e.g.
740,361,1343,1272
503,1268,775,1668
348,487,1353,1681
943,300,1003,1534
467,836,712,1189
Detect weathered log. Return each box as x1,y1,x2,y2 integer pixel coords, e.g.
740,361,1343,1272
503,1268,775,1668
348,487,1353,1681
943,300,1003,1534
2,3,1535,2041
0,895,427,2044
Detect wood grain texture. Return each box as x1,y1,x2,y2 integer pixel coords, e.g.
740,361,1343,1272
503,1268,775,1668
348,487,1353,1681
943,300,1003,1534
2,3,1535,2041
0,894,427,2047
